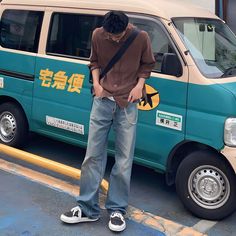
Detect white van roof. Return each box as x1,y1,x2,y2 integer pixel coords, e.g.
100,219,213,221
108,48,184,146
0,0,218,21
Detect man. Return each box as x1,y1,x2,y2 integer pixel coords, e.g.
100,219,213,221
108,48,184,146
60,10,155,232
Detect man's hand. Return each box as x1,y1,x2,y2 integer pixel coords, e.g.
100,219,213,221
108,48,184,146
93,83,103,97
92,68,103,97
128,84,143,103
128,78,145,103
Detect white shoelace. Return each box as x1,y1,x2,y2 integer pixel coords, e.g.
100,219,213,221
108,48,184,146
71,206,81,216
111,212,124,221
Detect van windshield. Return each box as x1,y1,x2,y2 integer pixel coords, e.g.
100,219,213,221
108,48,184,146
173,18,236,78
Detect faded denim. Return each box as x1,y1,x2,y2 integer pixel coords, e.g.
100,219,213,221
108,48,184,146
76,97,138,218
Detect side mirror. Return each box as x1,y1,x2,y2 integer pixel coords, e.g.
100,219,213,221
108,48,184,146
161,53,182,77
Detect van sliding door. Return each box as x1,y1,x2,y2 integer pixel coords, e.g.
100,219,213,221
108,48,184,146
32,11,103,145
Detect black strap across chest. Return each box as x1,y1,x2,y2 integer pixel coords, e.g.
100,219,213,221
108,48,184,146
99,28,140,79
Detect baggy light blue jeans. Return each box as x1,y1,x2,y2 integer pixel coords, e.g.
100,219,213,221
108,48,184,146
76,97,138,218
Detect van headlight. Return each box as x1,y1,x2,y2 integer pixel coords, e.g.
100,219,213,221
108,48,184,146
224,118,236,146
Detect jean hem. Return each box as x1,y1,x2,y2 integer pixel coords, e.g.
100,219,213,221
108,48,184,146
77,202,101,219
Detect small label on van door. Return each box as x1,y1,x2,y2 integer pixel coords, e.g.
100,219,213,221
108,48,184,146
46,116,84,135
156,110,182,131
0,77,4,88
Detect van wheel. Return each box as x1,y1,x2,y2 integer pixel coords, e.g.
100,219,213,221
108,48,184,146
176,150,236,220
0,102,28,147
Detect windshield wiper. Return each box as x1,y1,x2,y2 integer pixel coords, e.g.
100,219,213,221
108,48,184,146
221,66,236,78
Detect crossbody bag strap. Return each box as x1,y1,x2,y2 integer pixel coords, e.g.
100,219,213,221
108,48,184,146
99,28,140,79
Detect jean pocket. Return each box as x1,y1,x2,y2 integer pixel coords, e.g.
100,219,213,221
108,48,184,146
124,103,138,125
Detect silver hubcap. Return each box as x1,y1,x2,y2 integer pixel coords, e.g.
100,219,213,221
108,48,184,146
0,112,16,143
188,165,230,209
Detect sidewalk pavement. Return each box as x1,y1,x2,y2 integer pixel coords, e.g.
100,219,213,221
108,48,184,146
0,169,164,236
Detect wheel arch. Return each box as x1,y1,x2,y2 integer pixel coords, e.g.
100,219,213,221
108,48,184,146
165,140,233,186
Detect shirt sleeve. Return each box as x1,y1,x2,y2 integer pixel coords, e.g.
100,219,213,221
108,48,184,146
137,31,155,79
88,29,100,71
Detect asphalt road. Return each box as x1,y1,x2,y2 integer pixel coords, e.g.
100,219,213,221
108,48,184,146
1,133,236,236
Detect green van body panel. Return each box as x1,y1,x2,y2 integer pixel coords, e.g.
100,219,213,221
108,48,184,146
0,51,35,124
186,82,236,150
32,57,92,143
217,82,236,102
0,76,33,122
134,77,187,170
0,51,35,75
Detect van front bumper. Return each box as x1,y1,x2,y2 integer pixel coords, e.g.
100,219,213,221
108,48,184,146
221,146,236,173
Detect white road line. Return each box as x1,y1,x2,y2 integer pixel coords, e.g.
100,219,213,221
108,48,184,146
193,220,218,233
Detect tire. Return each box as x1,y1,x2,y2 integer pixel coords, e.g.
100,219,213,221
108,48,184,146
176,150,236,220
0,102,28,147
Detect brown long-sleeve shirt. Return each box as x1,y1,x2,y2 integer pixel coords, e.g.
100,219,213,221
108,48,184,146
89,23,155,108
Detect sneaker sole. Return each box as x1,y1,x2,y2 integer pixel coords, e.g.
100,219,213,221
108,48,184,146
108,221,126,232
60,214,99,224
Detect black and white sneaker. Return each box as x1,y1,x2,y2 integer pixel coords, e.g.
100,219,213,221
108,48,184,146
60,206,99,224
108,211,126,232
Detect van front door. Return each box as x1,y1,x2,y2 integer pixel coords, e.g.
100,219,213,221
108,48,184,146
129,16,188,170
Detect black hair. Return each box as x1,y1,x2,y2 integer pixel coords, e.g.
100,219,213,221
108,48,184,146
103,11,129,34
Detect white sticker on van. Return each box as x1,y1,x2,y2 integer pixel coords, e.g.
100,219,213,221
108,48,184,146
0,77,4,88
156,110,182,131
46,116,84,135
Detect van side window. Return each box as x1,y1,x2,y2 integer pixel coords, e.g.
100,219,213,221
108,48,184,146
130,18,176,73
47,13,103,58
0,10,43,53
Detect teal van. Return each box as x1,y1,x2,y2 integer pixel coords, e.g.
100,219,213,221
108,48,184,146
1,0,236,220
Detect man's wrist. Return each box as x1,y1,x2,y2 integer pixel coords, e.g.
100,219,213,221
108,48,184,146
135,84,144,90
135,82,144,89
136,78,145,89
93,81,101,88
